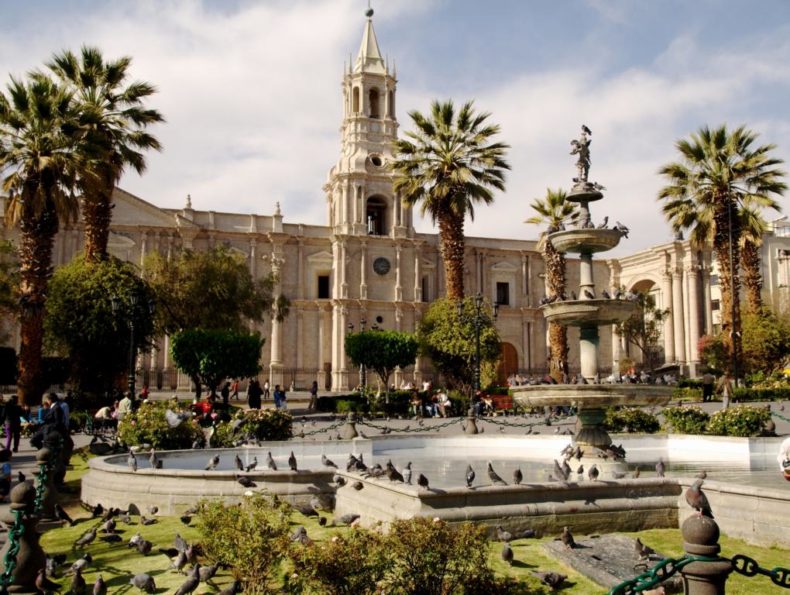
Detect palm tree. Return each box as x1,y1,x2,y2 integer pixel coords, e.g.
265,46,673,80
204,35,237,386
0,74,83,405
739,206,770,312
48,46,163,263
527,188,578,378
657,125,785,370
391,100,509,300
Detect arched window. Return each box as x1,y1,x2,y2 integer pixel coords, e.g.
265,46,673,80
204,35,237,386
352,87,360,113
366,196,387,236
369,88,380,119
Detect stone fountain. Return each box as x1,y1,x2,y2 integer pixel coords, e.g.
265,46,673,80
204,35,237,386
513,125,672,470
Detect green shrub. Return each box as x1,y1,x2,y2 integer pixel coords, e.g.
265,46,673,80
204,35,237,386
383,518,494,595
707,405,771,437
732,387,790,402
117,401,203,449
678,378,703,389
672,387,703,402
212,408,292,446
604,407,660,433
336,398,368,414
288,529,389,594
662,406,710,435
197,493,291,593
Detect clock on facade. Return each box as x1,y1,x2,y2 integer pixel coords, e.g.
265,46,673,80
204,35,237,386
373,257,391,275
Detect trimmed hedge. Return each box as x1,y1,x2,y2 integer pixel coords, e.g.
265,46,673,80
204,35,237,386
662,405,710,434
672,387,703,402
733,387,790,402
707,405,771,437
604,407,660,433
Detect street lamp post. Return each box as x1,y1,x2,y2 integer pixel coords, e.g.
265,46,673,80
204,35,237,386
727,199,739,388
456,293,499,412
112,293,154,399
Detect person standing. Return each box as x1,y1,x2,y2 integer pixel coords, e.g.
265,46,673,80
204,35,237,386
701,371,715,402
308,381,319,412
3,395,22,453
263,379,271,401
220,381,231,406
273,384,285,410
231,379,240,400
247,379,263,410
117,391,133,421
716,374,733,409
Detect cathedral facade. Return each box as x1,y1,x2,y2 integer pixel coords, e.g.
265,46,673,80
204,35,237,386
2,16,788,392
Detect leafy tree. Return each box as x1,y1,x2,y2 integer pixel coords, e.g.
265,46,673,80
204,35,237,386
615,290,670,371
0,74,83,405
145,246,283,334
417,297,500,394
740,307,790,374
697,334,728,374
45,255,155,397
345,330,418,395
48,46,163,263
526,188,578,378
658,125,785,373
170,328,263,397
391,100,510,299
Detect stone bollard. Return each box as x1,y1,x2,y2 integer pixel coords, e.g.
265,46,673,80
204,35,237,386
679,514,733,595
464,409,479,435
33,447,57,520
340,413,358,440
0,482,46,592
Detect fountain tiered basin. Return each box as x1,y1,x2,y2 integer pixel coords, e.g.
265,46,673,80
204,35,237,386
548,228,623,254
541,298,638,326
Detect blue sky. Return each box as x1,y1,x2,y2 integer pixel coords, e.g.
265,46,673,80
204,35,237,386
2,0,789,253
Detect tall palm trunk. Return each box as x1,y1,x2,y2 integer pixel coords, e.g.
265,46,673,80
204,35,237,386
713,197,742,373
740,238,762,311
545,239,569,377
438,207,466,300
83,187,113,263
17,203,59,406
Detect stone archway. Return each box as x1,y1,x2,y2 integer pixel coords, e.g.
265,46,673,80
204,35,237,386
497,342,519,385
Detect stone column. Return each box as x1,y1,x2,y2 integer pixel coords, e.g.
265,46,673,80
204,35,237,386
672,269,686,364
395,243,402,301
139,230,148,268
296,239,304,300
360,240,368,300
340,240,348,299
319,306,331,388
414,247,422,302
662,273,675,363
296,311,304,374
687,264,701,367
268,252,285,387
702,265,713,335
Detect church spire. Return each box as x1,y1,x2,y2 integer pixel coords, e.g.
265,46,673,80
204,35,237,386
355,8,386,74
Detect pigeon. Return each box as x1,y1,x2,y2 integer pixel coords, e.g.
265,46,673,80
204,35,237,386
147,505,158,516
562,459,572,479
656,459,666,478
402,462,412,484
465,465,476,488
612,471,626,479
596,216,609,229
516,528,537,539
70,553,92,574
417,473,430,489
130,573,157,593
352,481,364,490
501,542,514,566
614,221,630,238
198,563,220,583
385,460,404,482
169,549,188,573
496,525,513,542
120,511,133,525
321,454,337,468
685,479,714,518
127,450,138,472
155,459,163,469
333,474,347,487
205,454,220,471
534,571,567,589
554,459,569,481
54,503,75,526
335,513,360,526
180,515,192,526
288,451,298,471
266,451,277,470
129,532,144,547
100,533,123,543
175,533,188,553
512,468,523,485
36,568,62,592
74,527,97,548
602,288,611,299
17,471,25,483
561,526,575,549
137,539,153,555
583,289,596,299
139,515,157,526
93,575,107,595
234,454,244,471
101,518,116,534
174,564,201,595
291,525,312,545
487,462,507,486
588,464,599,481
149,449,158,469
238,476,256,488
576,465,584,479
70,571,89,595
695,469,708,480
635,537,656,560
632,468,641,479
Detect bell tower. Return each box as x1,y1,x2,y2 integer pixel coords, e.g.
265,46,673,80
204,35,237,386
324,8,412,238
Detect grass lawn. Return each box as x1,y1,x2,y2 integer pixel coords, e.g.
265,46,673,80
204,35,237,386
36,449,787,594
